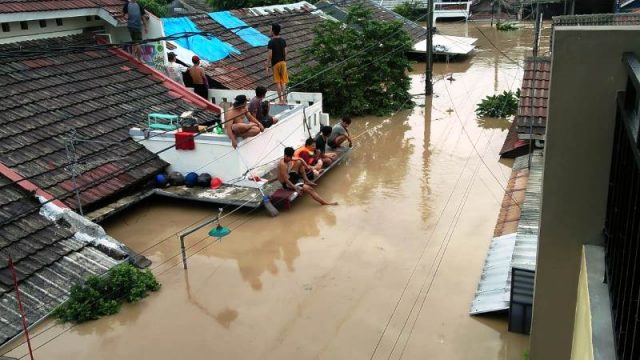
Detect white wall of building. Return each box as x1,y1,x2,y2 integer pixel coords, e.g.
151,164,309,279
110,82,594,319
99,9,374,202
0,16,106,44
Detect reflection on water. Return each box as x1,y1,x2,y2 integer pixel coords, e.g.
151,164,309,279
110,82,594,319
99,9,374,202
9,22,539,360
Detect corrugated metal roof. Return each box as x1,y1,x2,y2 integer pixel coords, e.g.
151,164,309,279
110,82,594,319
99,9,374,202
511,151,543,271
470,233,517,315
470,151,543,315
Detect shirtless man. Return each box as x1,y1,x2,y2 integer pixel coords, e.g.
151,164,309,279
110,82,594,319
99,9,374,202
276,147,337,206
224,95,264,148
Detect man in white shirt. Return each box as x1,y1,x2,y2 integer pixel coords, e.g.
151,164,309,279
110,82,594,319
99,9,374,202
165,52,186,85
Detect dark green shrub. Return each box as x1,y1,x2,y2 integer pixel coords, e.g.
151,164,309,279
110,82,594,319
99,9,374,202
139,0,169,17
52,263,161,323
476,89,520,118
393,2,423,21
496,21,518,31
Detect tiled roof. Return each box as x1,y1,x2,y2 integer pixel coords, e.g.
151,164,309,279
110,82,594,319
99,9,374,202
185,6,325,89
180,0,425,90
0,0,128,23
499,119,529,157
553,12,640,26
0,174,121,345
516,57,550,136
0,34,219,211
318,0,427,43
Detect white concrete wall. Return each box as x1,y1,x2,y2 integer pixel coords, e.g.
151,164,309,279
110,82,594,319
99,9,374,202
131,104,316,184
0,16,106,44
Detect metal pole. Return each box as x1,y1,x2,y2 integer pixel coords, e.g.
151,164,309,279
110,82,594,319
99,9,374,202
426,0,433,96
491,0,495,27
9,257,34,360
178,215,220,269
528,76,536,170
180,233,188,269
65,130,84,216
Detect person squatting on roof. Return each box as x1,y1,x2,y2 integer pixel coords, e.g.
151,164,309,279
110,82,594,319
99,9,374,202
315,126,338,167
224,95,265,148
189,55,209,100
123,0,148,61
266,23,288,105
328,117,353,149
249,86,279,129
274,147,337,206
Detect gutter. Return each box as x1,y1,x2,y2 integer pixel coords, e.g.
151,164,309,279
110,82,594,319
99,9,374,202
0,162,67,209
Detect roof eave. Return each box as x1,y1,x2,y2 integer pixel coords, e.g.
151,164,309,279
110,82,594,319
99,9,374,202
0,8,120,27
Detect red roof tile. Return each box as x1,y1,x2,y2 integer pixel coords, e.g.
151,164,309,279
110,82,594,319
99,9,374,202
500,119,530,158
0,34,220,211
516,57,550,136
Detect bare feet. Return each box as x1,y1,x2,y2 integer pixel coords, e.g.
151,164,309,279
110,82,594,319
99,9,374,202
323,201,338,206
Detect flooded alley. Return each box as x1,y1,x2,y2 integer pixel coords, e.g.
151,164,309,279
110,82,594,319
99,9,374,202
5,22,542,360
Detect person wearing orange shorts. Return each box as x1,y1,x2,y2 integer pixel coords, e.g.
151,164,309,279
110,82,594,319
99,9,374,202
266,23,288,104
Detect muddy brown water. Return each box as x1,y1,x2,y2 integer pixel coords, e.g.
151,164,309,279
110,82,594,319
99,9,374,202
4,22,545,359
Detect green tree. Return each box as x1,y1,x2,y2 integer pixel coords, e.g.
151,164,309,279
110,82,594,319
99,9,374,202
139,0,169,17
208,0,296,10
291,6,414,117
393,1,422,21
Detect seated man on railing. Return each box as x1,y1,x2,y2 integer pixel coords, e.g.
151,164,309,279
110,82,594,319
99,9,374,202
248,86,279,129
224,95,264,148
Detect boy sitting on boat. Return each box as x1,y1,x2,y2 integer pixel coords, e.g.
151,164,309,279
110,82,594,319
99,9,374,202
224,95,264,148
276,147,337,206
294,138,324,177
315,126,338,167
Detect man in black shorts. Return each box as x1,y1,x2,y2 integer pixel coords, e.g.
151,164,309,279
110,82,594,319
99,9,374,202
276,147,337,205
248,86,279,128
123,0,148,61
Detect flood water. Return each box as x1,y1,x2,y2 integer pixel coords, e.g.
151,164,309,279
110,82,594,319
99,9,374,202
4,22,545,359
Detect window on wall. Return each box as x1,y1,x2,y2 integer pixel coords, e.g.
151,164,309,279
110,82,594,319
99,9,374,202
20,21,28,30
94,16,100,21
86,16,92,22
56,18,63,26
1,23,9,33
39,20,47,28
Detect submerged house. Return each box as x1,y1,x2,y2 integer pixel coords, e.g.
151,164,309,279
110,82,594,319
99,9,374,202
161,0,475,95
0,2,225,347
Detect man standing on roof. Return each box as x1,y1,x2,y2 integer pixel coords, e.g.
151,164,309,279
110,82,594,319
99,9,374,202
123,0,148,61
189,56,209,100
165,52,186,85
266,23,288,105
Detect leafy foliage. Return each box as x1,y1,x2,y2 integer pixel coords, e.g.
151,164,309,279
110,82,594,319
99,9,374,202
393,2,423,21
208,0,297,10
52,263,161,323
291,5,414,117
475,89,520,118
496,21,518,31
139,0,169,17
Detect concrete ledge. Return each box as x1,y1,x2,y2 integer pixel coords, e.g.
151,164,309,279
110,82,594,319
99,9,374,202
584,245,615,360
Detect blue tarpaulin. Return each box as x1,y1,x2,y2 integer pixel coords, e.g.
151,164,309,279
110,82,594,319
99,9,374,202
208,11,270,47
162,17,240,62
